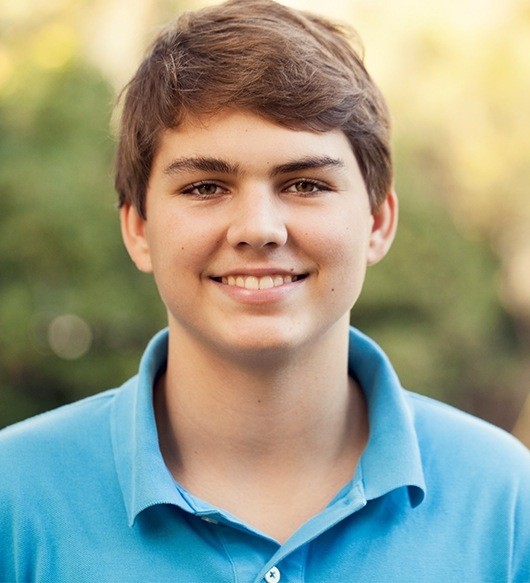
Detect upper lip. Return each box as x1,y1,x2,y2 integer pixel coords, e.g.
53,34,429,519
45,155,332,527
210,267,306,278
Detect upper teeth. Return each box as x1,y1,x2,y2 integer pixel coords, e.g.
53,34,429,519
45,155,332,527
221,275,295,290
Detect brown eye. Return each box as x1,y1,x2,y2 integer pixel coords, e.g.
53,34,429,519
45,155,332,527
197,183,219,196
181,181,227,198
294,180,317,193
285,179,328,195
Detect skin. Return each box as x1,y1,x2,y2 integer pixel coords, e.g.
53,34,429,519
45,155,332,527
121,109,398,542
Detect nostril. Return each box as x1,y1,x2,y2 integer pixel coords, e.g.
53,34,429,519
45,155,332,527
235,240,281,249
226,210,288,249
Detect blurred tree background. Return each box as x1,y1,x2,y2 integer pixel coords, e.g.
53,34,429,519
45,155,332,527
1,0,529,443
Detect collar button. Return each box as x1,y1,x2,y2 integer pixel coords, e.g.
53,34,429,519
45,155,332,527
264,566,281,582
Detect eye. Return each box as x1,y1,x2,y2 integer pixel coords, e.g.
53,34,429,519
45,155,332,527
284,179,328,195
181,181,228,198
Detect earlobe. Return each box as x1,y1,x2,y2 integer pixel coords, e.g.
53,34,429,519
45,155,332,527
366,190,398,266
120,204,153,273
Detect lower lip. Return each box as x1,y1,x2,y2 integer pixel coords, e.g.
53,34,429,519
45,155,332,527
210,278,305,304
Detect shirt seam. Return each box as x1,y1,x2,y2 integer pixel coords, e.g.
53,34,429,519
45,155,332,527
299,541,310,582
216,524,240,583
0,389,119,438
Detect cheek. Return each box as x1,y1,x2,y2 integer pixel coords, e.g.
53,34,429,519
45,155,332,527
310,217,371,300
147,213,218,268
309,218,371,267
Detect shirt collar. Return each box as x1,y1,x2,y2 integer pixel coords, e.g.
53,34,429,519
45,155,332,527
111,329,194,527
112,327,426,526
347,327,426,507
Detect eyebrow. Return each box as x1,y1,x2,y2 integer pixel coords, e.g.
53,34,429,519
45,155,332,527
163,157,240,176
162,155,345,177
270,156,345,177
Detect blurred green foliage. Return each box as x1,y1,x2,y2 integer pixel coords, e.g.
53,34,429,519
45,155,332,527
0,62,165,426
0,1,526,432
354,163,520,427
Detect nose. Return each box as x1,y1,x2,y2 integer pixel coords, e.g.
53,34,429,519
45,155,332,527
226,188,288,249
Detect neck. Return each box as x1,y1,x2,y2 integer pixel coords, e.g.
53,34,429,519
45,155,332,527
154,319,368,541
158,319,357,451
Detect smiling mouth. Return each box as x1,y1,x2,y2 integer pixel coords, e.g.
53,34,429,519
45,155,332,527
212,274,308,290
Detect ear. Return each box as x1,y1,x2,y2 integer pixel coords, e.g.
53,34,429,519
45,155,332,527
366,189,398,266
120,204,153,273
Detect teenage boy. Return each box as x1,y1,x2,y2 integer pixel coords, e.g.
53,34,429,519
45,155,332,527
1,1,529,581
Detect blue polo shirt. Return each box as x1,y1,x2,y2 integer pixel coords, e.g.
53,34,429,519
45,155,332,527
1,327,529,582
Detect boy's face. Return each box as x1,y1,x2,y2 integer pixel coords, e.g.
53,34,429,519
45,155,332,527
121,109,396,360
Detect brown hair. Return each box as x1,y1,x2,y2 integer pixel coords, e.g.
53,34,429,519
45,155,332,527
115,0,392,218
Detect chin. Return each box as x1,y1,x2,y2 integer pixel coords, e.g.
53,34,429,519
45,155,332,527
209,321,312,366
227,327,303,353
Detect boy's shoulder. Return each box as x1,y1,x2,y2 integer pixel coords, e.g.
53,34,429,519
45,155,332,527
0,388,121,484
406,390,530,481
0,388,118,441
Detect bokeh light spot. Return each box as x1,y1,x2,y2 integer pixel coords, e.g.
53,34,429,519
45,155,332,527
48,314,93,360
